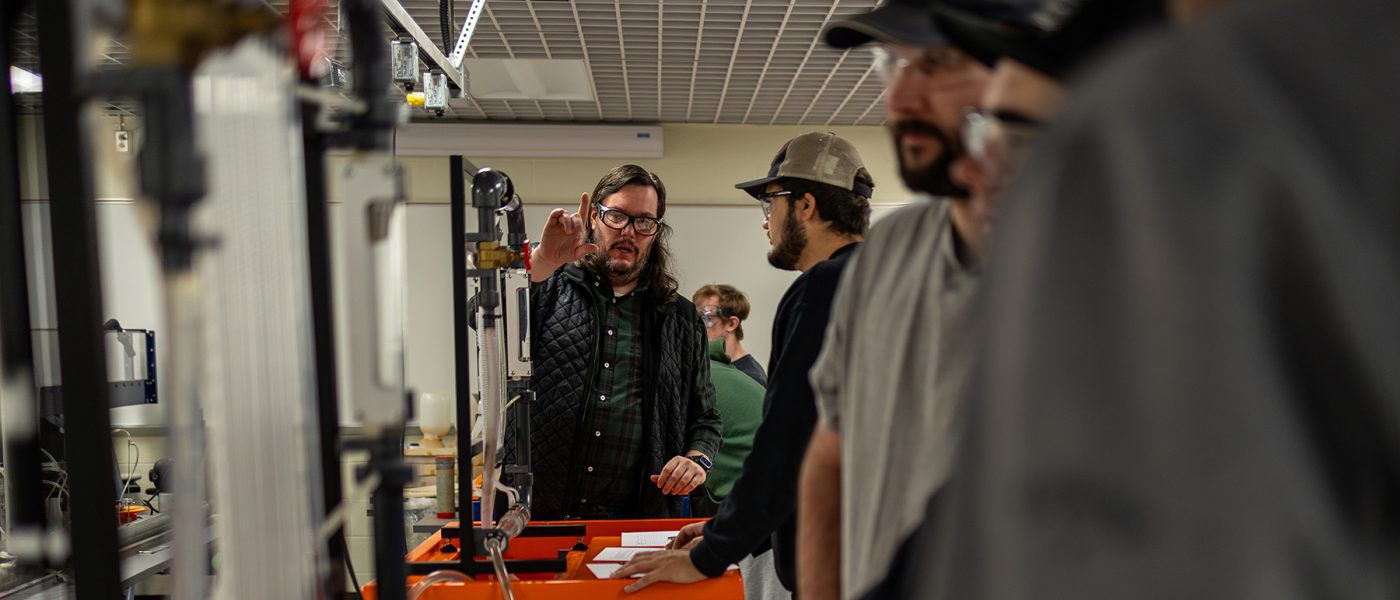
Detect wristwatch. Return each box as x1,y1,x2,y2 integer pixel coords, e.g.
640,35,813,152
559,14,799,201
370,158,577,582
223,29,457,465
688,454,713,472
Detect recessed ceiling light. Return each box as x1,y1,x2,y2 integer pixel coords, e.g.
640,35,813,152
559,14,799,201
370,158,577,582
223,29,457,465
463,58,593,102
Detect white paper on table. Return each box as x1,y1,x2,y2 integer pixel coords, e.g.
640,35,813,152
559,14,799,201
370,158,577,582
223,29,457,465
621,530,681,547
594,547,651,562
587,563,642,579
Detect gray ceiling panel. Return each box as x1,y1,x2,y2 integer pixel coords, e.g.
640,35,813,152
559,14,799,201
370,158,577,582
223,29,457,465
9,0,886,124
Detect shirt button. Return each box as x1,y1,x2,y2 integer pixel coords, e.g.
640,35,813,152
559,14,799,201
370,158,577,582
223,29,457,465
600,395,607,401
581,498,588,504
604,362,611,368
607,329,614,336
595,430,602,437
587,466,594,473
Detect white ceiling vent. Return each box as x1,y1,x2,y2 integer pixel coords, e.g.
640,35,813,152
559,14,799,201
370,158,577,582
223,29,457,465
463,58,594,102
393,123,663,158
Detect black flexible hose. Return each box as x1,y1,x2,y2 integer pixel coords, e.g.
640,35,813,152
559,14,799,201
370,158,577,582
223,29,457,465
343,535,366,600
440,0,455,54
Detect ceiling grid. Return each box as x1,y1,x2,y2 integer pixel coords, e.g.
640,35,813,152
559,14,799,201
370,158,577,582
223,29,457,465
523,0,577,119
711,0,752,124
11,0,888,125
766,0,843,124
611,1,634,120
738,1,794,123
824,61,878,125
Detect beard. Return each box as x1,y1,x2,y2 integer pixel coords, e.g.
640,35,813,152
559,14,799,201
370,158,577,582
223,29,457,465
766,209,806,271
602,238,645,283
889,119,969,198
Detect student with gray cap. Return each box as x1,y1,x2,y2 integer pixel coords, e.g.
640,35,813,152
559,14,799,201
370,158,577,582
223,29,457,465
795,1,1017,598
613,132,873,598
853,0,1166,598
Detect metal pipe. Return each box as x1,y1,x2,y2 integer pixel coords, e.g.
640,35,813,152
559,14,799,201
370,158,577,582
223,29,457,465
301,90,348,599
448,155,479,569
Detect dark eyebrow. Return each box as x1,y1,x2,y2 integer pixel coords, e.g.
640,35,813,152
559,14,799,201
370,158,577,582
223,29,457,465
991,109,1044,127
601,204,658,219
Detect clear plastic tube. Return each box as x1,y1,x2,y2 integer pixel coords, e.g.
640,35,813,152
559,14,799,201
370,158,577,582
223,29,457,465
479,323,502,530
406,569,471,600
487,537,516,600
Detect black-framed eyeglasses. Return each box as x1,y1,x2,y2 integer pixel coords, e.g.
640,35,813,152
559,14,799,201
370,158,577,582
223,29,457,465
596,204,663,236
755,190,793,219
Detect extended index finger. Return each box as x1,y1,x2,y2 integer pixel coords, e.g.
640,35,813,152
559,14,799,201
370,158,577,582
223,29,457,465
578,192,591,219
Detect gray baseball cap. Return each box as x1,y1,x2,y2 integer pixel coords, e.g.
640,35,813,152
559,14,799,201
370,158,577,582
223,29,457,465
735,131,875,200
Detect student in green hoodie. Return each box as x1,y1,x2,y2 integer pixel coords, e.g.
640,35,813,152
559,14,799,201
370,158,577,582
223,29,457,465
694,337,765,517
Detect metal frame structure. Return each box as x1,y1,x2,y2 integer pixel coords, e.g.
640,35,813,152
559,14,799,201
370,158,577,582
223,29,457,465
0,0,60,579
35,2,124,596
445,157,555,590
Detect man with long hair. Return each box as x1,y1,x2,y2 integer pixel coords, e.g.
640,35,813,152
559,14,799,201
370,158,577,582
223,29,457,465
523,164,722,520
614,132,872,599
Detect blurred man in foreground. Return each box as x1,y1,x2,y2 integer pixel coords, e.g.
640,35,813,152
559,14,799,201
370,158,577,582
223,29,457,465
920,0,1400,597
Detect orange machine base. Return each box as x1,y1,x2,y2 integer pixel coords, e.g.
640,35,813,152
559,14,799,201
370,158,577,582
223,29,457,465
362,519,744,599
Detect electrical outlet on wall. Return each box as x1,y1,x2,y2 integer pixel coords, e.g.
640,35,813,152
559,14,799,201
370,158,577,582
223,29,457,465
115,130,131,153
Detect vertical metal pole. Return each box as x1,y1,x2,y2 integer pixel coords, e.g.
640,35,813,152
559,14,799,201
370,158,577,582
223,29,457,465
36,0,123,597
449,155,479,568
370,436,409,600
345,3,410,596
301,98,349,597
0,0,53,568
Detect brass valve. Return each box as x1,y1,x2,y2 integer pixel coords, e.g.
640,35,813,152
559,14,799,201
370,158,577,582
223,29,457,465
475,241,521,270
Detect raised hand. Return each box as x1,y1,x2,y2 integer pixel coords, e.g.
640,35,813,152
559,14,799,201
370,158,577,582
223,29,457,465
530,192,600,282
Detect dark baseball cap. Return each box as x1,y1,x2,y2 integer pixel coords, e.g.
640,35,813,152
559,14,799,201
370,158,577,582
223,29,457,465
824,0,1032,50
934,0,1165,80
735,132,874,200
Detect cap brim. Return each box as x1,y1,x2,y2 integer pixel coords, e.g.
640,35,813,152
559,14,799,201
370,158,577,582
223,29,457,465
824,5,950,49
734,176,781,199
933,7,1064,77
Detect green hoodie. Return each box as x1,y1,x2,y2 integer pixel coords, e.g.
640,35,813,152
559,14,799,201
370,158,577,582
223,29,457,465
696,338,765,516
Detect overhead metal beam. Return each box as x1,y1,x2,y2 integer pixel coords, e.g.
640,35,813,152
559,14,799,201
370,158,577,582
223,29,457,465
379,0,468,93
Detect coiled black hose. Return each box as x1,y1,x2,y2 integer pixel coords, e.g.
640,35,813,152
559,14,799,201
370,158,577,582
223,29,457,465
440,0,455,54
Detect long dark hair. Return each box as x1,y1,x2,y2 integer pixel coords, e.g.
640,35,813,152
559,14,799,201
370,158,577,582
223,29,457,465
579,165,679,304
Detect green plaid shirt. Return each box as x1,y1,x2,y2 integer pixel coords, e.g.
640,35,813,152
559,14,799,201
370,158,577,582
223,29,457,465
572,280,647,513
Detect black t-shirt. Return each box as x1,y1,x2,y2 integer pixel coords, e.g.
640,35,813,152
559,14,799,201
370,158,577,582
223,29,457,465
730,354,767,388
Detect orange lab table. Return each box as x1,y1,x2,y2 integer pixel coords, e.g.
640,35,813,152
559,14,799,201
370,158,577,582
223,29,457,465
362,519,744,599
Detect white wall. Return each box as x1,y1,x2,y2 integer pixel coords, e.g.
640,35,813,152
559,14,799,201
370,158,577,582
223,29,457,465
15,114,910,426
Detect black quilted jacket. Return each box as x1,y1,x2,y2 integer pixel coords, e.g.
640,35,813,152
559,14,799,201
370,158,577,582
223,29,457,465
518,264,722,519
